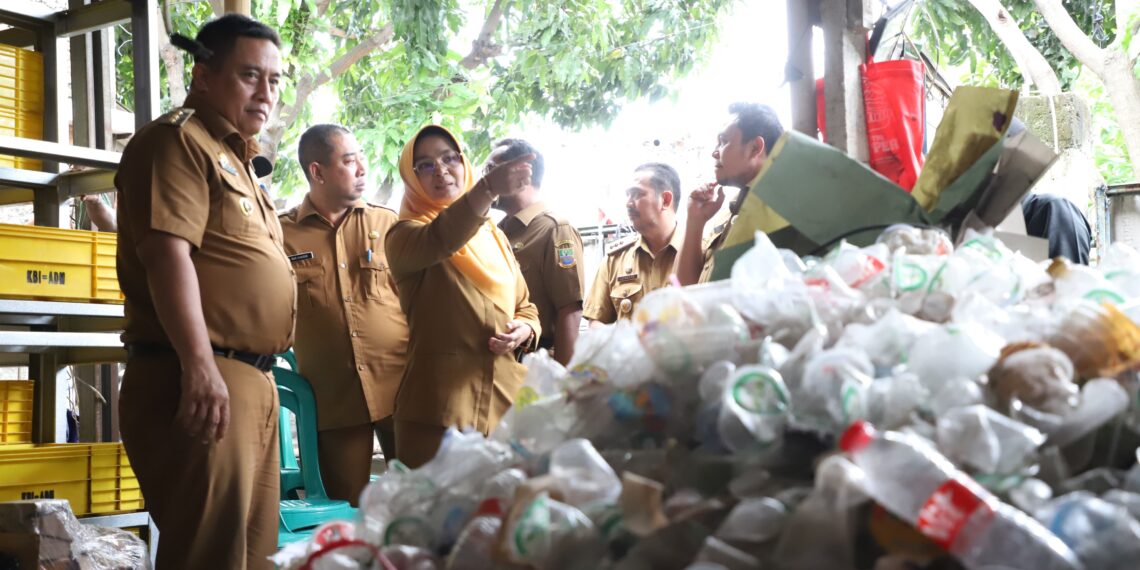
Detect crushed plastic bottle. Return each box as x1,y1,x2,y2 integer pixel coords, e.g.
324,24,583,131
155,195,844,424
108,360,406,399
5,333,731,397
840,421,1083,570
1035,492,1140,570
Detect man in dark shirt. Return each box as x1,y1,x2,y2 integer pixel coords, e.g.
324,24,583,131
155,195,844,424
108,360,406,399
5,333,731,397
1022,193,1091,264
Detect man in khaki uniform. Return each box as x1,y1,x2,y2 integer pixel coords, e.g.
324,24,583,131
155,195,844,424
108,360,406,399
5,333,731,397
489,138,585,365
114,15,290,570
676,102,786,285
585,162,683,324
279,124,408,505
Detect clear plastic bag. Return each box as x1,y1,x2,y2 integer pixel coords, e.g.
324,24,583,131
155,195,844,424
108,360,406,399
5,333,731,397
504,492,603,570
794,347,875,435
905,322,1005,393
823,241,891,293
567,320,657,390
861,373,929,430
876,224,953,256
517,349,569,405
988,343,1079,416
935,405,1046,476
836,309,936,375
1048,378,1131,448
549,439,622,508
633,285,749,379
731,232,816,347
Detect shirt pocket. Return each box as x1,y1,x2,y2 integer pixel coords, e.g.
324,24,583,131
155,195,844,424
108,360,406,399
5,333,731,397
293,263,327,308
358,256,393,303
610,280,643,319
218,170,259,237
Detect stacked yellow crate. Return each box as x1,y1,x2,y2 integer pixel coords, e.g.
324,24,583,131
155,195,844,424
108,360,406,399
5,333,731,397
0,44,44,171
0,223,123,303
0,443,144,515
0,380,33,444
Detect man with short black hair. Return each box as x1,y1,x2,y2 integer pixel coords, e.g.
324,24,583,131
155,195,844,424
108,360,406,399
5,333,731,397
489,138,585,364
585,162,683,324
279,124,407,504
115,14,289,569
676,102,786,285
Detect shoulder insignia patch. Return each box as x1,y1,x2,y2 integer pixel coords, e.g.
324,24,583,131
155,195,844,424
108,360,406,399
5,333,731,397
555,240,577,269
161,107,195,127
605,235,638,256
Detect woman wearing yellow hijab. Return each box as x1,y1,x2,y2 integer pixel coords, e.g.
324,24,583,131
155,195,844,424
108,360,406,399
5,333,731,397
385,125,541,468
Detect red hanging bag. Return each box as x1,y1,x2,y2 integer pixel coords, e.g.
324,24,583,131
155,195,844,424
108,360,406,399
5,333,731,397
861,56,926,191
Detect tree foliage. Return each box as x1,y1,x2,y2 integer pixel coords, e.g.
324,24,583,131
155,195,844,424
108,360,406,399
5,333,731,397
909,0,1139,184
113,0,735,199
910,0,1114,91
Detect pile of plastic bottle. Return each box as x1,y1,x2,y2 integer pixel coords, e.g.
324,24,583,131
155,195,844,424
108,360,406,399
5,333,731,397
273,225,1140,570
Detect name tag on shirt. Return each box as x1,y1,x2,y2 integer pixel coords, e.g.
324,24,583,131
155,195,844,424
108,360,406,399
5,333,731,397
288,252,314,263
617,273,639,284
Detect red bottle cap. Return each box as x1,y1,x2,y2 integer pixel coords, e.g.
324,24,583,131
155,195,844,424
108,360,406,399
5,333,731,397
839,420,876,453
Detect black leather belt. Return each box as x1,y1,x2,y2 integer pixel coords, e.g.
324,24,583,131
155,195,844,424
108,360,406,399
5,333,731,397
126,342,276,372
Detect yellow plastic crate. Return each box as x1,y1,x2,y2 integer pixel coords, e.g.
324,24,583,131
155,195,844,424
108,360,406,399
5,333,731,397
0,107,42,171
0,443,143,516
0,380,33,445
0,224,122,303
0,45,44,172
0,45,43,115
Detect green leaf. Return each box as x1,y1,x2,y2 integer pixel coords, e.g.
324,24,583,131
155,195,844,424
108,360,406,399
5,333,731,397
276,0,292,26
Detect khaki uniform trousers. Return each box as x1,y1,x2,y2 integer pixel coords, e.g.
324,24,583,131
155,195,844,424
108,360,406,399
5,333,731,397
316,416,395,506
120,354,280,570
393,419,447,469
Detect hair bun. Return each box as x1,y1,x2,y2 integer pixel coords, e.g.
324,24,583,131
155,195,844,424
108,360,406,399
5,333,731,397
169,33,214,61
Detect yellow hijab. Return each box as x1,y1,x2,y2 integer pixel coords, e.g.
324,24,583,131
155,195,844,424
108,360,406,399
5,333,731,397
398,125,517,314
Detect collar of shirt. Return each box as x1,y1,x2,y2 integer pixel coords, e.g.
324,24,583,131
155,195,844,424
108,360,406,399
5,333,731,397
637,222,684,258
513,202,547,227
297,193,368,225
499,202,547,232
182,93,261,163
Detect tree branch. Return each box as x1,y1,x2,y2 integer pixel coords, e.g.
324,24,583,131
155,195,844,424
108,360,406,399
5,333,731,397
311,23,395,88
158,9,187,106
967,0,1062,95
460,0,509,69
259,24,396,164
1033,0,1106,77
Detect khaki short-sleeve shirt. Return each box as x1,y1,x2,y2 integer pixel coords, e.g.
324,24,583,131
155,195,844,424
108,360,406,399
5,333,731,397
583,224,683,324
115,94,296,355
279,197,409,430
498,203,585,347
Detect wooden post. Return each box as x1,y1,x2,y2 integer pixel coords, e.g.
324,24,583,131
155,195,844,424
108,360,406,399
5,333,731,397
821,0,872,161
787,0,818,137
223,0,251,15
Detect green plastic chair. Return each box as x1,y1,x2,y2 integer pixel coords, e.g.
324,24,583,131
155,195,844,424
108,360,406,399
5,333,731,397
277,352,303,499
272,354,355,546
279,409,303,499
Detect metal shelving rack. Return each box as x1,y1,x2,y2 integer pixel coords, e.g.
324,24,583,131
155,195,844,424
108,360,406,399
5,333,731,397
0,0,159,559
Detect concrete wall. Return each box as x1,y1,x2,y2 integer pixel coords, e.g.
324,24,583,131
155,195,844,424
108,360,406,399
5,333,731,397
1015,93,1102,216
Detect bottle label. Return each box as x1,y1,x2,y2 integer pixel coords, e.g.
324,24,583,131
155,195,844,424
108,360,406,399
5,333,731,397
916,479,993,549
